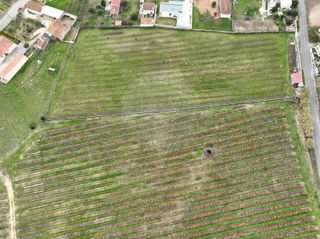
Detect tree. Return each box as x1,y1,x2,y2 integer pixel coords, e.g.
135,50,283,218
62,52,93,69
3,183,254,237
101,0,106,7
130,13,138,21
211,1,216,8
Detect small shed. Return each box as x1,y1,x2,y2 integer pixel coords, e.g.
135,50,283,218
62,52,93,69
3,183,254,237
291,72,303,88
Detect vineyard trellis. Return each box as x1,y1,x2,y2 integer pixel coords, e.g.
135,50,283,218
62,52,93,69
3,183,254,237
13,106,320,239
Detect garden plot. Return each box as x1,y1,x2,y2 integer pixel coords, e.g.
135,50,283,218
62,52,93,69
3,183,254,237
0,0,9,16
12,105,320,239
52,28,290,118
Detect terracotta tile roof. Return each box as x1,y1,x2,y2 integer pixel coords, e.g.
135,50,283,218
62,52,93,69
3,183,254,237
291,72,303,84
25,0,43,12
0,53,28,84
110,0,121,16
143,2,155,11
0,36,15,58
219,0,231,15
48,20,66,41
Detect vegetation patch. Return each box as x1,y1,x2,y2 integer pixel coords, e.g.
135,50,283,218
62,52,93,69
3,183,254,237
46,0,71,10
0,43,68,160
12,105,320,239
192,7,232,30
232,0,261,20
51,28,290,118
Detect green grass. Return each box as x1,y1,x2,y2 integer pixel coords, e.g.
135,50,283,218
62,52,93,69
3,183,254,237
232,0,261,20
46,0,71,10
51,28,291,118
0,43,68,161
156,17,177,26
12,104,320,239
192,7,232,31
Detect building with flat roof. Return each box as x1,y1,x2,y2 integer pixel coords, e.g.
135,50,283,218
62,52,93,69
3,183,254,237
159,0,192,28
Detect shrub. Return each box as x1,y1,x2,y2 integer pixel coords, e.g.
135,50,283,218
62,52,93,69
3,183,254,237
101,0,106,7
211,1,216,8
40,116,47,122
309,28,320,43
130,13,138,21
88,8,96,14
120,0,129,13
29,122,37,130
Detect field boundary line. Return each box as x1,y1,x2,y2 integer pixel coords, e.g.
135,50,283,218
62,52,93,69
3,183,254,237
47,96,295,122
0,171,16,239
79,25,293,35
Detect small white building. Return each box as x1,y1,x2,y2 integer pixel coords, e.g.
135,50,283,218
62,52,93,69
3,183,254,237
260,0,292,16
159,0,192,28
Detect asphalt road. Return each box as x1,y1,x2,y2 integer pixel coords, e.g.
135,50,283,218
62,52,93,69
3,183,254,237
0,0,29,31
298,0,320,173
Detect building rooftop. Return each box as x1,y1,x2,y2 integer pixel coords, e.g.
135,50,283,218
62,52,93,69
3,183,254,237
143,2,156,11
219,0,232,15
0,36,16,58
42,5,64,19
160,1,183,15
25,0,43,12
291,72,303,85
0,53,28,84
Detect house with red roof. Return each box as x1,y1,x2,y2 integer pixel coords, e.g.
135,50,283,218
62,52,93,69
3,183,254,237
218,0,232,19
0,36,17,63
291,71,303,88
106,0,121,18
0,36,29,84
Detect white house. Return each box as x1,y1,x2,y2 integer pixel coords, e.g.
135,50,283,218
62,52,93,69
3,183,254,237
260,0,292,16
159,0,192,28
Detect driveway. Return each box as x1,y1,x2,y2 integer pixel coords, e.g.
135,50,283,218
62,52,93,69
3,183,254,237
0,0,29,31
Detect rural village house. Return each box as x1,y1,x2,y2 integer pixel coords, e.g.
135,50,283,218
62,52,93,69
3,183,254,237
0,36,29,84
218,0,232,18
159,0,193,28
140,1,156,26
23,0,77,42
105,0,121,19
260,0,292,16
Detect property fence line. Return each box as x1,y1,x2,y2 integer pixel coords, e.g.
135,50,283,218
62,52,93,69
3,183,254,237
79,22,295,35
46,96,295,123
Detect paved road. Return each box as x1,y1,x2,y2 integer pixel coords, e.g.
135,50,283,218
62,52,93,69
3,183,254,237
0,0,29,31
298,0,320,174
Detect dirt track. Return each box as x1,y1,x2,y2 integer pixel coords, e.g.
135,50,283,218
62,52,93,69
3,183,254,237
0,171,16,239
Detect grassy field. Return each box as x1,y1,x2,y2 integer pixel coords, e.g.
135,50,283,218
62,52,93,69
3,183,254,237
11,104,320,239
46,0,71,10
0,184,9,239
0,43,68,161
192,7,232,30
51,29,291,118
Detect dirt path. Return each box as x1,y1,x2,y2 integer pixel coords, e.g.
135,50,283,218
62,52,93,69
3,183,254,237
0,171,16,239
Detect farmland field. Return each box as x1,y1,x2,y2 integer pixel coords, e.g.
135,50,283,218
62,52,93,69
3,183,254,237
0,184,9,239
52,29,291,118
11,104,320,239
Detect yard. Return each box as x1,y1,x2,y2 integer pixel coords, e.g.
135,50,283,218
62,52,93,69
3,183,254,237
192,7,232,30
0,43,68,162
51,28,290,118
46,0,71,10
232,0,262,20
